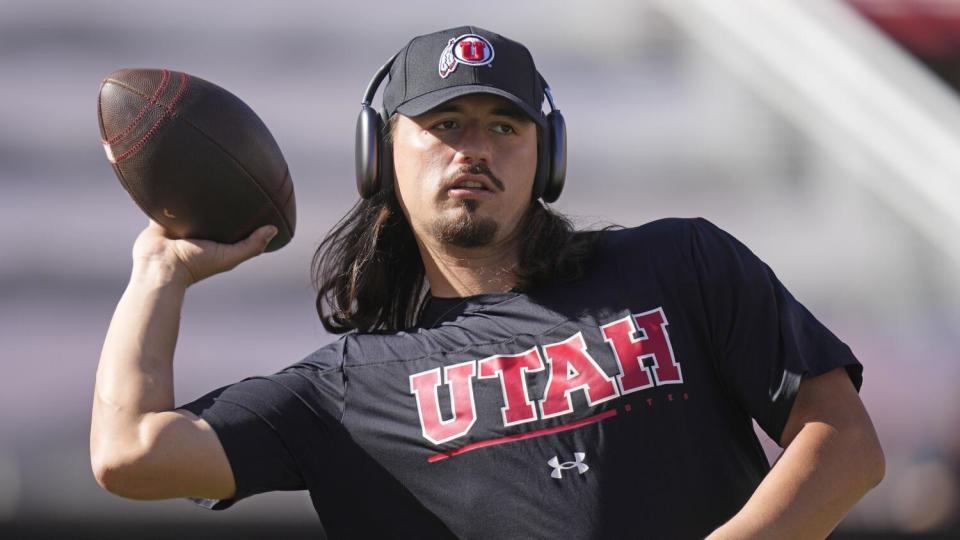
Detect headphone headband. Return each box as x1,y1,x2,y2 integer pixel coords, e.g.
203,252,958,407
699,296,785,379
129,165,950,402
362,53,399,107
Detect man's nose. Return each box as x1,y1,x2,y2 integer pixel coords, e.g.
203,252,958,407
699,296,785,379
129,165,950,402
454,122,492,163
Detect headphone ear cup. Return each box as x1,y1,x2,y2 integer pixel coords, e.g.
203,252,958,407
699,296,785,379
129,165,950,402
540,110,566,203
355,105,383,199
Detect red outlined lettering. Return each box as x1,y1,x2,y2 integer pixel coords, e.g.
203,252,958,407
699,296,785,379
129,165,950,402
409,361,478,445
539,332,619,419
458,40,486,61
600,315,655,394
601,307,682,392
633,307,683,385
477,347,545,427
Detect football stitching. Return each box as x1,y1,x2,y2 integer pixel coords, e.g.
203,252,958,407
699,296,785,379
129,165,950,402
100,74,177,233
105,72,294,241
114,72,189,163
102,69,170,145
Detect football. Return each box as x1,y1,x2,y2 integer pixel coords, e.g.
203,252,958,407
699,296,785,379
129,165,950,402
97,68,295,252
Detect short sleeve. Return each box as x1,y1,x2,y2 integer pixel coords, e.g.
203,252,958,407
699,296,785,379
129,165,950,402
177,348,347,509
687,218,862,443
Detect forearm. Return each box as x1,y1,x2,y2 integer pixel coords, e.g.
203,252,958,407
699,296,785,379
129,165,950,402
90,260,238,500
707,421,884,539
91,261,188,462
90,223,274,497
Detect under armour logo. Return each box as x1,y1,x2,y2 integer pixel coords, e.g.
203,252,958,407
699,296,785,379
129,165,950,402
547,452,589,479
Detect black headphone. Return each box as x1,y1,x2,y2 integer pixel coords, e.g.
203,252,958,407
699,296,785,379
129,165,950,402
355,54,567,203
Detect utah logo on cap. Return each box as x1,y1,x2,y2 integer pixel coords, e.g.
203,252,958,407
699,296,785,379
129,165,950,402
438,34,495,78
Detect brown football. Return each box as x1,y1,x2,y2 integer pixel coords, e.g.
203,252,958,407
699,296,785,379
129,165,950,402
97,68,295,252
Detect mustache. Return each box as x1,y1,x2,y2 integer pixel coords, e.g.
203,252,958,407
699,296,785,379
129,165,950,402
447,163,505,192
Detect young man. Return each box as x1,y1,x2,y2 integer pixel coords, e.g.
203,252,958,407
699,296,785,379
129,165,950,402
91,26,884,539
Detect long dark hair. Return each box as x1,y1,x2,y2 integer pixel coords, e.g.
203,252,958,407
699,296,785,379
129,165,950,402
311,191,606,334
312,114,607,334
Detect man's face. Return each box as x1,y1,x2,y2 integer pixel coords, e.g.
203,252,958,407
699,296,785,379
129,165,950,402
391,94,538,249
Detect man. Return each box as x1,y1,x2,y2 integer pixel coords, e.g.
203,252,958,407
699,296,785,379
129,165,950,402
91,26,884,539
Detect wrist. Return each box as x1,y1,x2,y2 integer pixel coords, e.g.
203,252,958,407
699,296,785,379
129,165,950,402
130,258,193,290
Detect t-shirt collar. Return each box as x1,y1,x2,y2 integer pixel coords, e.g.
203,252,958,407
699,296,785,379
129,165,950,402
418,290,521,328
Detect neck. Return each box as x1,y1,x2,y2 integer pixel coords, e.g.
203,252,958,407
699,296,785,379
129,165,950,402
416,235,520,298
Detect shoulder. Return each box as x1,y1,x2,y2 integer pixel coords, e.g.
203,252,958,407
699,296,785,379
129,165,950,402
595,217,729,264
290,337,349,373
601,217,723,245
334,330,437,369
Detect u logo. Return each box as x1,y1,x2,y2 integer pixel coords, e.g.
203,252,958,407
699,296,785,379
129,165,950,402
458,40,487,62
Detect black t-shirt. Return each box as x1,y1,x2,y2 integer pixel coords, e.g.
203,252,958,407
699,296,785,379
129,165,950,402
179,217,862,539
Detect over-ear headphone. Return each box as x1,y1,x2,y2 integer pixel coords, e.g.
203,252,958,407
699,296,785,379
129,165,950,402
355,54,566,203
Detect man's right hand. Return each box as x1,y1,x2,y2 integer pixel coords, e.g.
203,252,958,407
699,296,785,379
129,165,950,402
132,220,278,288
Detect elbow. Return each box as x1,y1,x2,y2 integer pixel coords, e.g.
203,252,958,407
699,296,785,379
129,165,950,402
849,421,886,492
865,436,886,490
91,451,134,498
91,448,155,500
92,455,124,495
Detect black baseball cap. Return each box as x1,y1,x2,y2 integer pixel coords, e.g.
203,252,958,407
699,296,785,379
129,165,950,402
382,26,547,126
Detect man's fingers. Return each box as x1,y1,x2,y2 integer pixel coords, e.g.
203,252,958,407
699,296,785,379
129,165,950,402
254,225,279,249
227,225,278,264
184,226,276,281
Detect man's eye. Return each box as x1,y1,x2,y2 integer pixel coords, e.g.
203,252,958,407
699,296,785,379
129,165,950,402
492,123,516,135
434,120,458,130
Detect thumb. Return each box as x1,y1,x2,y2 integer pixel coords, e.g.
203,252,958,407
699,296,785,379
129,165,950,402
231,225,278,261
254,225,279,251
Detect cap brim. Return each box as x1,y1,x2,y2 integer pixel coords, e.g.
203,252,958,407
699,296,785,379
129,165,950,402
394,85,546,127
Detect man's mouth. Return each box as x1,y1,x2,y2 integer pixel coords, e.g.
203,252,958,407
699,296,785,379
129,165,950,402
448,175,494,192
443,164,505,194
446,175,497,201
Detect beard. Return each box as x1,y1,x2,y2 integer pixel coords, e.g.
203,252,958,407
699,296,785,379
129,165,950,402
430,200,498,248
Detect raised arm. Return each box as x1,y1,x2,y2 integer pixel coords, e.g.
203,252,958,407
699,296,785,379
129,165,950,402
90,220,277,500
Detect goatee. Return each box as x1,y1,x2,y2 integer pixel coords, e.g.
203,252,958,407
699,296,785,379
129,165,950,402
430,200,498,248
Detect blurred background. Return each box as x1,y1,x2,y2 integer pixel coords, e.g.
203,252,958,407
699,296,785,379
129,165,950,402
1,0,958,537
